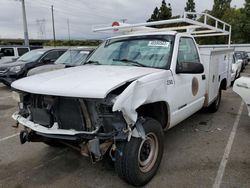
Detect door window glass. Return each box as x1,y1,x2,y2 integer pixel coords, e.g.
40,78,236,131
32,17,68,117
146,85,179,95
0,48,14,56
17,48,29,56
177,38,200,64
43,51,60,61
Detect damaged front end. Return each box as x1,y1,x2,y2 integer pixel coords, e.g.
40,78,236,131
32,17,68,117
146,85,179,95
12,91,131,162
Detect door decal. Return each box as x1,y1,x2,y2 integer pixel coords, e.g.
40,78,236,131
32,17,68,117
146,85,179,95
192,77,199,96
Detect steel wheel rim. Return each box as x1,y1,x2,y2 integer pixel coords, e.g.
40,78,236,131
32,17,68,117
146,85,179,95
138,132,159,173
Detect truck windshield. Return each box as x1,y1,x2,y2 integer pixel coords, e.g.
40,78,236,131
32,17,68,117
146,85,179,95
55,49,90,65
87,35,175,69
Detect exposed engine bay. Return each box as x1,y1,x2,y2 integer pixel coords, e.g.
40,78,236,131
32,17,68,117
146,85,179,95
14,92,130,161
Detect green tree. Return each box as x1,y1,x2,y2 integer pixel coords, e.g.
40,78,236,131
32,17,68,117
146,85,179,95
211,0,231,18
241,0,250,42
159,0,172,20
222,8,245,43
147,7,160,22
184,0,196,19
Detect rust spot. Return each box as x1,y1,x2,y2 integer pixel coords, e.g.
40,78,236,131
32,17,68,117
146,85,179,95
192,77,199,96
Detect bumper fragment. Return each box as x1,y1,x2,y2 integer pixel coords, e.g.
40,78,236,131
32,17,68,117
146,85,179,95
12,111,99,136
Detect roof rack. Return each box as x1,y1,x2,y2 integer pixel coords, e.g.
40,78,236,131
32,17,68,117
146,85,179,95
92,12,231,45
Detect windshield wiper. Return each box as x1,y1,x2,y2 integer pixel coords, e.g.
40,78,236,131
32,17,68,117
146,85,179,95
112,58,146,67
84,60,101,65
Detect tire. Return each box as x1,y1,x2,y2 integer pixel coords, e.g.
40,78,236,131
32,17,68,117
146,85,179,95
208,88,222,113
114,118,164,186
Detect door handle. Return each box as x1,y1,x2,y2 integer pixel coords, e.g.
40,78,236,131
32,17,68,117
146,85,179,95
202,74,206,80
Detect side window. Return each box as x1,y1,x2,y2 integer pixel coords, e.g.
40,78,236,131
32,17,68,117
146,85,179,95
17,48,29,56
43,51,60,62
0,48,15,56
177,37,200,64
58,50,66,56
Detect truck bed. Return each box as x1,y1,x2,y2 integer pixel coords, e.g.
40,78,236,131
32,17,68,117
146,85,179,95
199,48,234,106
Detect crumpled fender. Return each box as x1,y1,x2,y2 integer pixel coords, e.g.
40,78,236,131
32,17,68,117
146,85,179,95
113,70,173,125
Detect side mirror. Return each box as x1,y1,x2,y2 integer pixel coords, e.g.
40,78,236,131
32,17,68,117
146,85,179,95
0,53,4,59
176,62,204,74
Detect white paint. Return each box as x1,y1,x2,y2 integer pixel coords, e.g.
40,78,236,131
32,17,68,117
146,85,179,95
11,65,163,99
12,112,97,135
0,47,30,64
212,101,244,188
0,133,19,142
233,77,250,116
200,48,234,105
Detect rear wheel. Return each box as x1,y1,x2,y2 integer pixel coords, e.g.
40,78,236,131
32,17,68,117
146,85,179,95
114,118,164,186
208,88,222,113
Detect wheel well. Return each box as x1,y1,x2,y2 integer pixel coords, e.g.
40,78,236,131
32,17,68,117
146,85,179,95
220,78,227,90
136,101,169,129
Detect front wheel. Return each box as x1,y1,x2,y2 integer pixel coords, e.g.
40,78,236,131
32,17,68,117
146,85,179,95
114,118,164,186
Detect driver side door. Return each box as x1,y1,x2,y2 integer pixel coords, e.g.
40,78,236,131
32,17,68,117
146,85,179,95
170,36,206,127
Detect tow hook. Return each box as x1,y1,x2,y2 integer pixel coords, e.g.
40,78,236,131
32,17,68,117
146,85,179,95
19,130,29,144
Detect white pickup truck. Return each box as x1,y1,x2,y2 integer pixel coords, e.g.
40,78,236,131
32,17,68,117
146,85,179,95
11,13,233,186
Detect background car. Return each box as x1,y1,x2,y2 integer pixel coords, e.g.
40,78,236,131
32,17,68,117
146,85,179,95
0,46,42,64
231,53,243,84
0,48,66,86
27,47,95,76
242,51,249,64
234,51,248,71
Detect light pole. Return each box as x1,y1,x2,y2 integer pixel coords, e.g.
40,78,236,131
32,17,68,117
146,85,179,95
21,0,29,46
51,5,56,46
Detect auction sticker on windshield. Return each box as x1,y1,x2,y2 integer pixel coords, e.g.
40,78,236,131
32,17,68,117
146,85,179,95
80,51,90,54
148,41,170,47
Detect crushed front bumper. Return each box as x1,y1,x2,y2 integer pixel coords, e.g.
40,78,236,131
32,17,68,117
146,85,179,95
12,111,127,141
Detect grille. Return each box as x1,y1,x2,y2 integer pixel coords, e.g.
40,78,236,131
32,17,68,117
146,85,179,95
54,97,86,131
29,95,86,131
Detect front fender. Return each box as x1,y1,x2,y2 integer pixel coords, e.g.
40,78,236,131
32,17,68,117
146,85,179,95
113,70,173,125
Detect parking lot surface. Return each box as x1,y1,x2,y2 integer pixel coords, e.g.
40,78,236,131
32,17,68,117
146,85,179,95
0,67,249,188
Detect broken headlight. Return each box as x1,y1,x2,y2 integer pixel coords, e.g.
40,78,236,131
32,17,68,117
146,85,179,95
12,91,26,103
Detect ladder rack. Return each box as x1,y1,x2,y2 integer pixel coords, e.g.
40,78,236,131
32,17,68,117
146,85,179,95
92,12,231,45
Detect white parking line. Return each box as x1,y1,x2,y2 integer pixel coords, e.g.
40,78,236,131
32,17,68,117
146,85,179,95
0,133,20,142
212,101,244,188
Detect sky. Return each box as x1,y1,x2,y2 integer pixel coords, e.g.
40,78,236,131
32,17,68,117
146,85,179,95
0,0,245,40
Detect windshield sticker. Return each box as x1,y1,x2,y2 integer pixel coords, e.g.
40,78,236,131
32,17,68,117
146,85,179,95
80,51,90,54
37,52,44,54
148,41,170,48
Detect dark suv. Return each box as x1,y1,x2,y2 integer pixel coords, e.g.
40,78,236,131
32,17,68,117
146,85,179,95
0,48,66,86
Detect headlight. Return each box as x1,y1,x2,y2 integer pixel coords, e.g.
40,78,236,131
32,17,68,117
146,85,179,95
9,65,22,73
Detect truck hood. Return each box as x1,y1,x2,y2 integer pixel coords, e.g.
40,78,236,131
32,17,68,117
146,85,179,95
27,64,66,76
12,65,164,98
